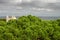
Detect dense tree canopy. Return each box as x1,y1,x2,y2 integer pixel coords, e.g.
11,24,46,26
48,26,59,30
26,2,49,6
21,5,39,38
0,15,60,40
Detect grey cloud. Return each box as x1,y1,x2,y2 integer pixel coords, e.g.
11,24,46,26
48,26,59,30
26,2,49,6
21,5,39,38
17,0,60,11
46,3,60,10
17,1,47,8
0,0,60,16
0,0,60,10
0,0,11,4
0,0,18,6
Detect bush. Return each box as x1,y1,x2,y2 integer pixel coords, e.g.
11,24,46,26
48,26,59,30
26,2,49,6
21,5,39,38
0,15,60,40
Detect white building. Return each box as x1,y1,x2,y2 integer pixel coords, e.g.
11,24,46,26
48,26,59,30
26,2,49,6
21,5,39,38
6,16,16,22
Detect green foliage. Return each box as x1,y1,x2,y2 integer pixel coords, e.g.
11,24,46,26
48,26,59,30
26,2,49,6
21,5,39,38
0,15,60,40
0,21,6,26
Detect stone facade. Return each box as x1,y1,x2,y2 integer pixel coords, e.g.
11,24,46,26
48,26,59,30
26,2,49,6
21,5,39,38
6,16,16,22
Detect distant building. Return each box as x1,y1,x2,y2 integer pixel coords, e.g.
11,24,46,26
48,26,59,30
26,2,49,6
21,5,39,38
6,16,16,22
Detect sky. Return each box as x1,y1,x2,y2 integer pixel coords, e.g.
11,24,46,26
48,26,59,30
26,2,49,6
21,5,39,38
0,0,60,16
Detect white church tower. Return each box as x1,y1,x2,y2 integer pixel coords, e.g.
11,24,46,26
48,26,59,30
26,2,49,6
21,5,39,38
6,16,16,22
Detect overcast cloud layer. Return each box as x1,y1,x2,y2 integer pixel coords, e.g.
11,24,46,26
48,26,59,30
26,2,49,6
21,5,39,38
0,0,60,16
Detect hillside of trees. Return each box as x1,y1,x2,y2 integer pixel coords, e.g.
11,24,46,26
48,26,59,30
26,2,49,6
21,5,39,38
0,15,60,40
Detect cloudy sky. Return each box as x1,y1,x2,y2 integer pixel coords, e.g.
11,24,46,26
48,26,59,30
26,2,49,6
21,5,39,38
0,0,60,16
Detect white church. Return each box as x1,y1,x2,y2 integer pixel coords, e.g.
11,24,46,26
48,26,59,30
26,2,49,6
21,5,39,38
6,16,16,22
